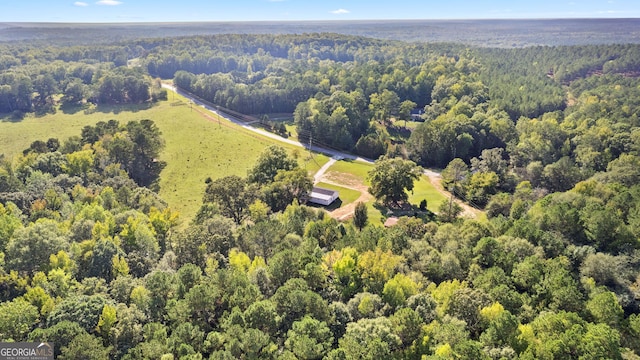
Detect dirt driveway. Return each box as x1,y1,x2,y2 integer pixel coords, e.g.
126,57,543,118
317,167,481,221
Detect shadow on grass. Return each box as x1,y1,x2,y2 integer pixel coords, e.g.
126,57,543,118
94,102,154,114
0,111,26,123
386,125,412,142
374,201,436,222
64,102,156,115
60,103,89,115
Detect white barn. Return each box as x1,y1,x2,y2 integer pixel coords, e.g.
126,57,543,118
308,187,339,206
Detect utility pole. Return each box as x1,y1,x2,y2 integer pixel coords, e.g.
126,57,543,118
448,184,454,221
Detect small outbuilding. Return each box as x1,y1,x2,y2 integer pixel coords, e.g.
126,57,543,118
308,187,339,206
410,108,425,121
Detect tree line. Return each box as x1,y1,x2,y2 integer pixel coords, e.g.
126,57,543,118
0,43,164,115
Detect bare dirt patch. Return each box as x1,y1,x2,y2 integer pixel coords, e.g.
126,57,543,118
322,171,364,189
325,180,373,221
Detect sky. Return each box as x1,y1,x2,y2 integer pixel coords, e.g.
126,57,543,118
1,0,639,23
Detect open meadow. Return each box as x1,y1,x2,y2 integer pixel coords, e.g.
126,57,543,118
0,93,330,222
0,89,449,224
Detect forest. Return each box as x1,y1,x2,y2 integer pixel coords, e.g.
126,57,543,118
1,27,640,359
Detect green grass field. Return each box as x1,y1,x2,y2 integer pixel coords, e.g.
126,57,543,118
315,181,361,206
0,92,328,223
391,119,422,130
408,176,448,213
325,160,373,184
0,103,159,159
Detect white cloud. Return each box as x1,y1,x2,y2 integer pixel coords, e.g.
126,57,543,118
74,2,89,6
330,8,350,14
96,0,122,5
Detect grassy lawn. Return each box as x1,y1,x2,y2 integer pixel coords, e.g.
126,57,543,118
366,203,385,226
408,176,448,213
325,160,373,184
391,119,422,130
0,91,328,224
0,103,158,158
285,122,299,140
303,153,330,176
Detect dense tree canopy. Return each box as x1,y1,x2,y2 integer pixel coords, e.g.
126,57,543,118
2,31,640,359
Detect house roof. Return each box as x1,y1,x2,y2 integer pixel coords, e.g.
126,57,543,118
309,187,339,204
311,187,338,196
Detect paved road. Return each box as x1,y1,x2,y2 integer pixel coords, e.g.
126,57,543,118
162,84,373,163
162,84,480,217
314,157,338,184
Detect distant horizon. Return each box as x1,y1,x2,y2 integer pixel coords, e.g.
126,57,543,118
2,0,639,23
2,17,639,25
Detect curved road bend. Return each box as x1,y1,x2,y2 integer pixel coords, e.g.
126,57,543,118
162,84,479,217
162,84,371,163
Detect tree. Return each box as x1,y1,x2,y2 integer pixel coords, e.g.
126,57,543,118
382,273,419,308
0,298,39,341
28,321,88,358
33,74,58,114
446,287,491,337
355,134,387,159
125,120,165,188
59,333,112,360
369,89,400,124
389,307,423,348
47,294,109,334
578,323,621,360
398,100,417,127
441,158,469,196
203,175,257,224
173,216,235,268
586,290,623,327
97,74,125,104
285,316,334,360
438,198,463,223
272,278,330,332
336,317,401,359
64,149,95,180
244,300,279,336
357,248,403,294
353,202,368,231
6,219,68,274
368,157,422,207
61,79,87,106
247,145,297,185
96,304,117,341
262,168,313,212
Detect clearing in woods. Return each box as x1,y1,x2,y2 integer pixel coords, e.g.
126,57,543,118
0,93,328,223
